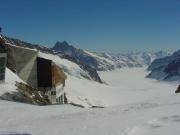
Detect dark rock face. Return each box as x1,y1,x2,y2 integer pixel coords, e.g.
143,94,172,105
164,59,180,80
175,85,180,93
147,49,180,81
53,41,99,69
61,54,103,83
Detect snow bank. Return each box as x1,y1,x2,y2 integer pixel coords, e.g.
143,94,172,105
0,68,23,95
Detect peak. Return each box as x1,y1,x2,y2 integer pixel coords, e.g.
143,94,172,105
53,41,72,50
55,41,69,46
53,41,77,53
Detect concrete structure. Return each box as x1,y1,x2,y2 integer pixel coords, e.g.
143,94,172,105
0,40,38,87
0,53,7,82
12,46,38,87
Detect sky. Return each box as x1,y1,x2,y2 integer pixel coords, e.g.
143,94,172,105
0,0,180,53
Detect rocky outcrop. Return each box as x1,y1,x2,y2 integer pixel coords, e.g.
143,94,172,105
53,41,99,69
61,54,103,83
0,82,51,105
147,49,180,81
15,82,51,105
175,85,180,93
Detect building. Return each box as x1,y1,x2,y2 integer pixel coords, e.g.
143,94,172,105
37,57,67,104
0,38,67,104
0,53,6,82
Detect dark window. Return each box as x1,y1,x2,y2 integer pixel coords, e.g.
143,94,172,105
37,57,52,87
51,91,56,95
0,57,5,67
0,57,6,81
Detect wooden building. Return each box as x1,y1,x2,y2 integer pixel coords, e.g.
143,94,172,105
37,57,67,104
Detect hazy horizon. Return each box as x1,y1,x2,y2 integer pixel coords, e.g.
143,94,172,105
1,0,180,53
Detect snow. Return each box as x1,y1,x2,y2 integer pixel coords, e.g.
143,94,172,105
65,67,177,107
0,68,23,95
0,67,179,135
85,51,115,64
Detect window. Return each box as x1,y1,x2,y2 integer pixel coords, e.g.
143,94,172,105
51,91,56,95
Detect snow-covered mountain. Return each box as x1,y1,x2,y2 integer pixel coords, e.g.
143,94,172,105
147,49,180,81
53,41,169,71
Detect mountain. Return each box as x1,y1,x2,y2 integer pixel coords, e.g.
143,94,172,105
53,41,169,71
53,41,100,69
147,49,180,81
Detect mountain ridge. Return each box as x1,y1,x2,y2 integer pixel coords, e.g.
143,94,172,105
52,41,169,71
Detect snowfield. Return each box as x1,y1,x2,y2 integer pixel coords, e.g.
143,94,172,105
0,67,180,135
0,68,23,96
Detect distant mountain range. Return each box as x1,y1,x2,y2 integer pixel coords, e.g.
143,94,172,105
52,41,169,71
147,49,180,81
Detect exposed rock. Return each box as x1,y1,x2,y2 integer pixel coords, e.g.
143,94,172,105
175,85,180,93
61,54,103,83
147,49,180,81
53,41,99,69
15,82,51,105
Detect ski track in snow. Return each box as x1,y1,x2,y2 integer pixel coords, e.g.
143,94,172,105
0,67,179,135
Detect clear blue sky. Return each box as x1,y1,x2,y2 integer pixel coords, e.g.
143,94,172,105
0,0,180,53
